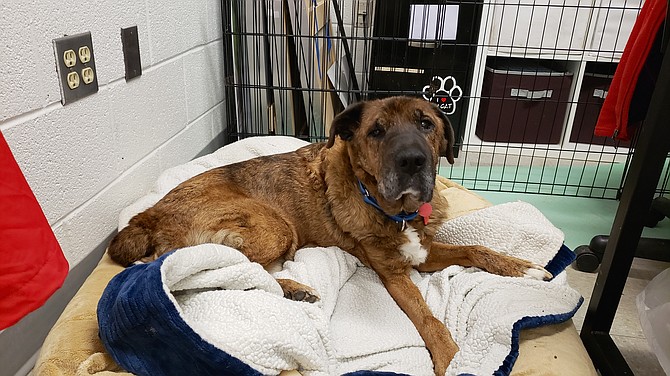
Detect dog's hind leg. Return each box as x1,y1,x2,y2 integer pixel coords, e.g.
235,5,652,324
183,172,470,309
276,279,320,303
185,198,298,265
196,198,319,303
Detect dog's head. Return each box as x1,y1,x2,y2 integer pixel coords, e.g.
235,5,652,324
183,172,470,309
326,96,455,213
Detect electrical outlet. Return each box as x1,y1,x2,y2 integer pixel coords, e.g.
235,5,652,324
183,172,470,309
53,32,98,105
78,46,91,63
63,50,77,67
81,67,94,84
67,72,80,89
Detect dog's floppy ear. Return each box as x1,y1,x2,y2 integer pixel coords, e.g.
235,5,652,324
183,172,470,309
326,101,365,148
433,107,455,164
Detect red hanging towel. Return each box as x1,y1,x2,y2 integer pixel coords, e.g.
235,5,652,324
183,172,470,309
0,131,68,330
594,0,668,141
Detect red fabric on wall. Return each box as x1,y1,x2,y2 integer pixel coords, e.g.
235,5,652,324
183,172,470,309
594,0,668,141
0,131,68,330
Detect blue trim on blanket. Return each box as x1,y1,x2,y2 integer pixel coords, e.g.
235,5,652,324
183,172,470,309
544,244,576,279
97,251,263,376
494,296,584,376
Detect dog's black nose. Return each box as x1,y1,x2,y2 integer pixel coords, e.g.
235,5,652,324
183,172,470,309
395,149,427,175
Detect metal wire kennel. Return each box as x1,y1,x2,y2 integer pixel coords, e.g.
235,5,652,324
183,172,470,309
221,0,669,199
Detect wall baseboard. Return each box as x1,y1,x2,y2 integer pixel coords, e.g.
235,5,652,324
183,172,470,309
14,350,40,376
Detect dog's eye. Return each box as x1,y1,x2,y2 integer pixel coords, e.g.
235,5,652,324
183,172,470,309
368,126,385,138
420,120,434,131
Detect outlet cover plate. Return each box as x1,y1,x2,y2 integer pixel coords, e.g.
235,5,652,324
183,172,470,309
53,32,99,105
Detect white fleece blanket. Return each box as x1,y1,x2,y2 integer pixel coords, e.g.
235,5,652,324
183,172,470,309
108,136,582,376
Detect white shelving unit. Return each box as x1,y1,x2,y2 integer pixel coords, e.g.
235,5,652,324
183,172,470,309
462,0,642,163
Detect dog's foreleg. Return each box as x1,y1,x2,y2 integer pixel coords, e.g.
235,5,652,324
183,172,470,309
376,269,457,376
416,242,552,280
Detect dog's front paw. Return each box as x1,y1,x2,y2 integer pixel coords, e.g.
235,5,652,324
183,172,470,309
477,248,552,281
276,278,320,303
524,264,553,281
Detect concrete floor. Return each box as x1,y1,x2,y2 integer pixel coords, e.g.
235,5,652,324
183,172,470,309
476,190,669,375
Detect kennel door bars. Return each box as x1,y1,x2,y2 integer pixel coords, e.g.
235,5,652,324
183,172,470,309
221,0,668,200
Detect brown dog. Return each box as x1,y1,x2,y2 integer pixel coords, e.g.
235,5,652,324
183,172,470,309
108,96,550,375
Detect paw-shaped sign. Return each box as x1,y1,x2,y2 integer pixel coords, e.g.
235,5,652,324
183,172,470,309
422,76,462,115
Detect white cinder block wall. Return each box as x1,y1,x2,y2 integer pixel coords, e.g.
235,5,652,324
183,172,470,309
0,0,226,270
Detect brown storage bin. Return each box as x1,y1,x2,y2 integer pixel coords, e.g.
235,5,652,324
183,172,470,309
570,64,630,147
476,60,573,144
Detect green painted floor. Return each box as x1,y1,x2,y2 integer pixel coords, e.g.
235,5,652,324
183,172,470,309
441,162,626,198
471,191,670,250
440,159,670,199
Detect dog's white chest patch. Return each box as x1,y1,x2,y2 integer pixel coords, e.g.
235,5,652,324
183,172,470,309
399,226,428,265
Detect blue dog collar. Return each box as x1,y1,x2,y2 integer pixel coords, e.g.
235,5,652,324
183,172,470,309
357,180,419,230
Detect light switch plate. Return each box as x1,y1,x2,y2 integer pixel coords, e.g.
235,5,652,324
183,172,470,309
121,26,142,81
